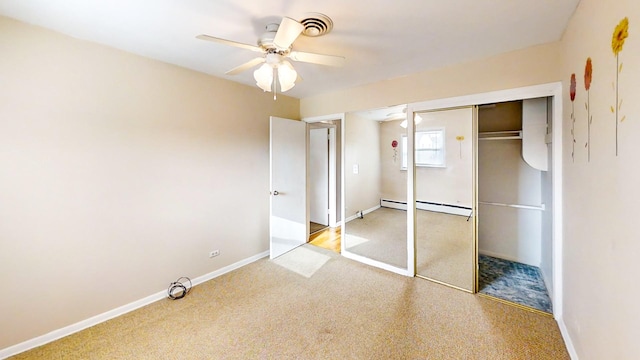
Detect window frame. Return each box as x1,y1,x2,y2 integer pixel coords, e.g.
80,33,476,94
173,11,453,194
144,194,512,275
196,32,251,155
401,128,446,170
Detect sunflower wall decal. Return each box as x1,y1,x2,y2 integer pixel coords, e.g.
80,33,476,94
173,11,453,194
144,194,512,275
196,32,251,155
611,17,629,156
584,58,593,162
455,135,465,159
570,73,577,162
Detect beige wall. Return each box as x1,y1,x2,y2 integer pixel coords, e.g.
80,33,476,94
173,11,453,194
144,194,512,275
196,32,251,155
0,16,298,350
300,42,562,118
379,119,407,201
344,113,381,218
560,0,640,358
415,108,474,208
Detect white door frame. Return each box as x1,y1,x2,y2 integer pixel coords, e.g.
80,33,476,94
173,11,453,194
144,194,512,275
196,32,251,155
304,116,340,228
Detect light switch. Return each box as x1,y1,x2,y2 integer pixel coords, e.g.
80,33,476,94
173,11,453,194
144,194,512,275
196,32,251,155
353,164,359,174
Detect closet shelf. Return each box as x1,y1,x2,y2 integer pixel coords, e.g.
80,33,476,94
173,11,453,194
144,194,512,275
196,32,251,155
478,130,522,141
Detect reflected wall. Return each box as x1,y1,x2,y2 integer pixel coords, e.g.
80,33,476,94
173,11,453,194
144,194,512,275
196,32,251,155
343,109,407,270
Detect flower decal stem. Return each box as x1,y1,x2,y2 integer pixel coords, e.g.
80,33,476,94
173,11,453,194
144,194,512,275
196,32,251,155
612,17,629,156
456,136,465,159
570,73,576,162
584,58,593,162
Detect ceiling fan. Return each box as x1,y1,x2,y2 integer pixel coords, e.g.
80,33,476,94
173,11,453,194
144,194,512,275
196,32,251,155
196,16,345,95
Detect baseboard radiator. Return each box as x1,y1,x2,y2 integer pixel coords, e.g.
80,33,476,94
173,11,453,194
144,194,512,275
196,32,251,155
380,199,472,217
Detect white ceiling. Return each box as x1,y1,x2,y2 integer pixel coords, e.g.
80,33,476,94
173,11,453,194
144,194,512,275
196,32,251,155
0,0,579,99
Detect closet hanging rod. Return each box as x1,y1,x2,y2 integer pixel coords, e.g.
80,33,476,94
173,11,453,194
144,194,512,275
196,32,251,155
478,201,545,211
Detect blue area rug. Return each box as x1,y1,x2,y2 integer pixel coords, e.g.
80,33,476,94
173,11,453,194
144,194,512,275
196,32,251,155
478,255,552,313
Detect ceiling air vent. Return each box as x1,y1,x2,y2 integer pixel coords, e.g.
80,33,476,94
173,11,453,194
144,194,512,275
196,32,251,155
300,13,333,37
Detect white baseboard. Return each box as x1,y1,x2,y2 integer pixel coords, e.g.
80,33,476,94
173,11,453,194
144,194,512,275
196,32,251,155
345,205,380,223
379,199,407,211
0,251,269,360
380,199,472,217
557,316,579,359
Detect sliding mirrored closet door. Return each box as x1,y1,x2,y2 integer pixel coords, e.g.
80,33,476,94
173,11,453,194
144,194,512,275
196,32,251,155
413,107,476,292
342,107,408,271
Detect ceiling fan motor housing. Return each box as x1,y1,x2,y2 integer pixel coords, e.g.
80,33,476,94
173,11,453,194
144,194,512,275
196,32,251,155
258,23,281,50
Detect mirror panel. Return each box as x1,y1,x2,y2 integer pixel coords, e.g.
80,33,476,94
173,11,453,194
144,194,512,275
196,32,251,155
414,107,476,291
343,107,408,270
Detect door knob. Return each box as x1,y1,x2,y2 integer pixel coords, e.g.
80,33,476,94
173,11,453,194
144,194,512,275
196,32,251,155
272,190,279,196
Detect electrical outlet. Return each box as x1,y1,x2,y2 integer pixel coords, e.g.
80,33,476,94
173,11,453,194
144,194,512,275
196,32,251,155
209,250,220,258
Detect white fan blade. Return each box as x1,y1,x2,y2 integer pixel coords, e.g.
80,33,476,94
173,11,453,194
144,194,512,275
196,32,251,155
273,17,303,49
225,57,265,75
196,34,263,53
289,51,345,67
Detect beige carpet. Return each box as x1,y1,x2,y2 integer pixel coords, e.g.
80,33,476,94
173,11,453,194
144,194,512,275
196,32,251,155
344,207,408,268
10,245,569,359
416,210,475,291
345,207,475,291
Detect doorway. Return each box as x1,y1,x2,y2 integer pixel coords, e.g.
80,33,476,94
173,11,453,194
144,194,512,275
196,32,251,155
307,120,341,253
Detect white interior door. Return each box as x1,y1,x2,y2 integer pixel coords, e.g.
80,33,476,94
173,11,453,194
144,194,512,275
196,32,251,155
309,128,329,226
270,116,307,259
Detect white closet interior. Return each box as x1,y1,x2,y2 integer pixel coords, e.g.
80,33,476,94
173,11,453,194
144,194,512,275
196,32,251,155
478,98,553,288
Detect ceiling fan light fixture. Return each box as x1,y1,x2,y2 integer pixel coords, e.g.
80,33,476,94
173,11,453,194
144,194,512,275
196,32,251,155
278,61,297,92
254,63,274,92
253,61,297,93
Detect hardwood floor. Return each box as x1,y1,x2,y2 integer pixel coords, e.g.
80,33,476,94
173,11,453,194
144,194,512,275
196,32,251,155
309,226,341,253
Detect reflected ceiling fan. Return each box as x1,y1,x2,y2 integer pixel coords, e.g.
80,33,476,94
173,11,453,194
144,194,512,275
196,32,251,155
196,16,345,95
